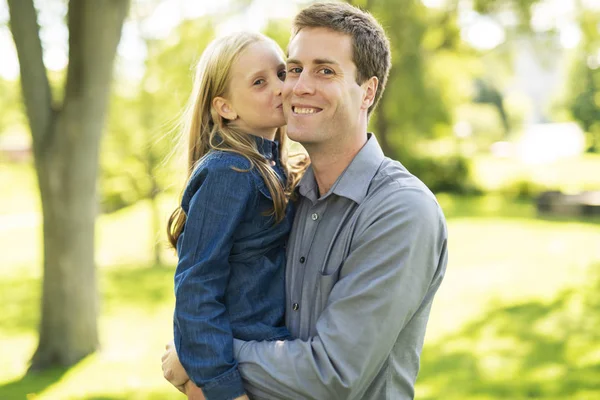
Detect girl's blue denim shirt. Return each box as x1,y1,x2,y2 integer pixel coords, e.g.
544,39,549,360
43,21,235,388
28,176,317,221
173,136,293,400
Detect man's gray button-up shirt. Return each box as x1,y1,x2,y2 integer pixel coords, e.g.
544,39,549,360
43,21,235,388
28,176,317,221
234,134,448,400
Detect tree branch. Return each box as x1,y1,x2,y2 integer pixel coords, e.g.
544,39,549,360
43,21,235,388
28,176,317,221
7,0,53,147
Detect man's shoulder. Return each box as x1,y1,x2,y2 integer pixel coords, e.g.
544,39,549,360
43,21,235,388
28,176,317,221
357,156,446,231
369,157,437,203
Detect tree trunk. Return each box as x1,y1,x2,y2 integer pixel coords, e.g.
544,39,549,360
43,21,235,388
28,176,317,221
8,0,130,369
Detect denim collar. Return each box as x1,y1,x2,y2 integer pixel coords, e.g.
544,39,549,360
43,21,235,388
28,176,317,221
298,133,385,204
252,134,279,161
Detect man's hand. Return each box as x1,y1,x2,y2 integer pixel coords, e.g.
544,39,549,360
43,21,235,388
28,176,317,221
184,380,206,400
162,339,249,400
162,339,190,393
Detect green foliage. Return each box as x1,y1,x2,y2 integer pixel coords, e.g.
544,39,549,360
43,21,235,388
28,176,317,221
101,18,216,212
0,78,26,135
473,0,539,31
263,18,293,52
558,9,600,152
402,153,475,194
369,0,455,140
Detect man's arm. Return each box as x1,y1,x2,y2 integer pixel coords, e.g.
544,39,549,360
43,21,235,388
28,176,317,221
234,188,448,399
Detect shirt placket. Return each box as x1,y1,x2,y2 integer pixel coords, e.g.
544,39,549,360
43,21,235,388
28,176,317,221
288,199,328,339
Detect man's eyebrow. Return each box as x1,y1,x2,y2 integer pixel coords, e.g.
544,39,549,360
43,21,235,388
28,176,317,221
286,58,339,66
314,58,339,66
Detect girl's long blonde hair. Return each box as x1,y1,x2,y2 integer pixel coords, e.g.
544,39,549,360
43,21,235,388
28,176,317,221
167,32,307,248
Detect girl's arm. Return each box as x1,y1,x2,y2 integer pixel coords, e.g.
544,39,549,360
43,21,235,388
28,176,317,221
174,157,254,400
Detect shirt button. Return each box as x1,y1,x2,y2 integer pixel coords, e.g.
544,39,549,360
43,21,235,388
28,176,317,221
311,213,319,221
293,303,299,311
299,256,306,263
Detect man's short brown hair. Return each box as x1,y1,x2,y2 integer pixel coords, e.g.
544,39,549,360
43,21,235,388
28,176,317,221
291,2,391,115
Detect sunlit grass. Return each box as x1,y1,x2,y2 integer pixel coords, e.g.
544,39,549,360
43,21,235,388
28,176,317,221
1,161,600,399
472,153,600,193
0,262,180,400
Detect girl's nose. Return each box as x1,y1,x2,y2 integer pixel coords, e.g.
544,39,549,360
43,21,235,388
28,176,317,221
274,80,283,96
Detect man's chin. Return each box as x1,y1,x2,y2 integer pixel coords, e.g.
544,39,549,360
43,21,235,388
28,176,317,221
286,128,308,143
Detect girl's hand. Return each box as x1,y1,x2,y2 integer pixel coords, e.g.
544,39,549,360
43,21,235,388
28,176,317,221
162,339,190,392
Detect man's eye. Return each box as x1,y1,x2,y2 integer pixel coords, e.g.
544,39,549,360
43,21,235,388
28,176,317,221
277,70,287,81
288,67,302,74
319,68,334,75
253,79,265,85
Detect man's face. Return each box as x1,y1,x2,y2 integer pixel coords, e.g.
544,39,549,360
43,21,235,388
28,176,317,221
283,27,366,146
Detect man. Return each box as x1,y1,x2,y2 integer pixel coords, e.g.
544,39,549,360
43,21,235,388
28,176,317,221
163,2,448,399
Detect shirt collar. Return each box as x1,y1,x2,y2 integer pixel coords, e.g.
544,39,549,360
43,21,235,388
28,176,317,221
298,133,385,204
251,134,279,160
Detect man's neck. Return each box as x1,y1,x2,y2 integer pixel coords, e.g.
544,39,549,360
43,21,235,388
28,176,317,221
306,132,368,197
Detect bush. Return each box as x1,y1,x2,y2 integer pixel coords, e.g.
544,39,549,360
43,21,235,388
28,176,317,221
401,154,477,194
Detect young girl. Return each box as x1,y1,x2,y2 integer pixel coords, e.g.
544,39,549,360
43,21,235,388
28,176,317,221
165,32,305,399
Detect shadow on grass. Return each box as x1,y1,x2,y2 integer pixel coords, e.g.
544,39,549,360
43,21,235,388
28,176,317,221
0,367,68,400
418,264,600,399
80,391,178,400
0,369,178,400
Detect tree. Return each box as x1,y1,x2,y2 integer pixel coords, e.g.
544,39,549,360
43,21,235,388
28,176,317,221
7,0,130,369
565,8,600,152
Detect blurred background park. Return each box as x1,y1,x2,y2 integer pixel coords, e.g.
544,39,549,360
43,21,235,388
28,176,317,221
1,0,599,398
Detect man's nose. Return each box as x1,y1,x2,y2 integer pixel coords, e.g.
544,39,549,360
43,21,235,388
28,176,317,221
292,71,315,96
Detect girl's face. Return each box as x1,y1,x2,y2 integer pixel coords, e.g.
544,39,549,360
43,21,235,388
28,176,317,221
216,40,287,140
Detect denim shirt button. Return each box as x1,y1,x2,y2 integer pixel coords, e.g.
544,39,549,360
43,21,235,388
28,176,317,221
292,303,299,311
299,256,306,263
311,213,319,221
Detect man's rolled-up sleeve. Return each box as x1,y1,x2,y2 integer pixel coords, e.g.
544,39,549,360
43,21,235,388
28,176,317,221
233,187,448,400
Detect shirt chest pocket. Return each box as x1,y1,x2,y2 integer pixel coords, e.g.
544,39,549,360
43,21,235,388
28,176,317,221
315,229,353,311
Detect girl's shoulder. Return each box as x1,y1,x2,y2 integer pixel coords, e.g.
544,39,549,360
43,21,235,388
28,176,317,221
184,150,257,196
197,150,252,172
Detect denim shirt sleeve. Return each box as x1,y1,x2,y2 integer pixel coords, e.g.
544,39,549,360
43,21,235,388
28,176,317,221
174,154,254,400
232,188,448,399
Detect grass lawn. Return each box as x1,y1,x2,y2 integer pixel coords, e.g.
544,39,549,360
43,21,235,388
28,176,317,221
471,153,600,194
1,162,599,399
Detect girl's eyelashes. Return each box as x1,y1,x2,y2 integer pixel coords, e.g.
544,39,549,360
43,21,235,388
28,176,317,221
277,70,287,81
253,78,265,86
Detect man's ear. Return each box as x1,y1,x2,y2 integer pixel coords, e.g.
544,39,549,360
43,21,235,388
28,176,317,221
361,76,379,111
212,97,237,121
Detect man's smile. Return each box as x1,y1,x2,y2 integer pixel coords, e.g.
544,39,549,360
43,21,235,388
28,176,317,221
291,105,323,115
